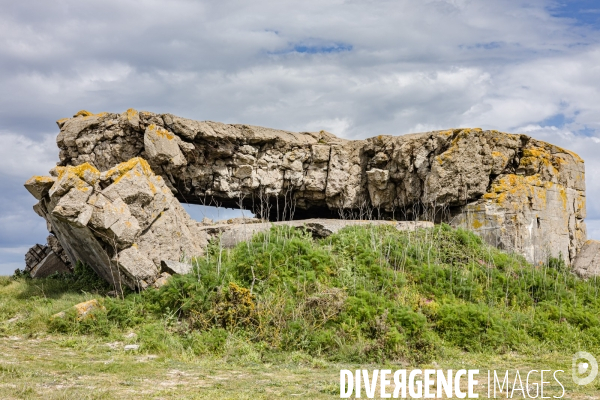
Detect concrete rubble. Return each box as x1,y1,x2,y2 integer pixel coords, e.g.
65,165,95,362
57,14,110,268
52,299,106,321
25,157,206,290
22,108,600,283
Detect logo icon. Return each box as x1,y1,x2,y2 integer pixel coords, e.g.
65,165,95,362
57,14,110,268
572,352,598,385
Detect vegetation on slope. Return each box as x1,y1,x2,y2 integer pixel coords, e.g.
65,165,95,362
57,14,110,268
2,224,600,365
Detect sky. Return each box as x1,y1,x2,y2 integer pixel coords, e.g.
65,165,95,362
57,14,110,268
1,0,600,274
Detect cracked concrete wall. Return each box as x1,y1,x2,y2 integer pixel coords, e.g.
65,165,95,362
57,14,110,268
52,109,586,265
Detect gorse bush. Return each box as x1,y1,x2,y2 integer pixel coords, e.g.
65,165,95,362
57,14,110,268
6,224,600,364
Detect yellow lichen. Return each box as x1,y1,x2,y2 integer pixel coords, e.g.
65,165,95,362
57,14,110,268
558,187,567,210
55,163,100,186
72,110,108,119
519,146,562,177
483,173,573,213
74,110,93,117
103,157,155,185
148,124,175,140
29,176,55,185
554,145,584,163
48,163,100,194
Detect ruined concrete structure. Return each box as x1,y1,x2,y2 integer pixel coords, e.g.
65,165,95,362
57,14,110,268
25,158,206,289
53,109,586,266
24,109,593,287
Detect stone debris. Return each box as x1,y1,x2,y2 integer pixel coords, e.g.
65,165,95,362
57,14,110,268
124,344,140,351
50,110,586,266
572,240,600,278
52,299,106,321
25,157,207,290
202,219,434,248
160,260,193,275
73,299,106,320
106,341,121,349
215,217,265,225
152,272,172,288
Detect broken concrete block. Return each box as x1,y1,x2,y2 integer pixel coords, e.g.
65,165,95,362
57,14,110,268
24,176,56,200
152,272,172,288
160,260,193,275
144,124,186,167
25,158,206,290
573,240,600,278
52,299,106,321
29,252,70,278
24,242,71,278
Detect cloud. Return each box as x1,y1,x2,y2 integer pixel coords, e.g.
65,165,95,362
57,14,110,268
0,0,599,274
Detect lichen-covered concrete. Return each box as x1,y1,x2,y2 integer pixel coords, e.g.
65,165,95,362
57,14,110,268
47,109,586,266
25,158,206,290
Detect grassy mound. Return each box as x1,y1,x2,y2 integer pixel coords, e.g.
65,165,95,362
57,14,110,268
3,224,600,364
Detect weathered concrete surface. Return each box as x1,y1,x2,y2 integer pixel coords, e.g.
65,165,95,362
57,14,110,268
30,253,71,278
25,244,51,272
25,158,207,290
572,240,600,278
50,110,587,265
24,242,71,278
202,219,434,248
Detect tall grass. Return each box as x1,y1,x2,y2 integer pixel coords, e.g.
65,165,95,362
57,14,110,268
3,224,600,364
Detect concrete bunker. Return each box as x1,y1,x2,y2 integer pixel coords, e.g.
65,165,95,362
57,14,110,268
23,109,593,290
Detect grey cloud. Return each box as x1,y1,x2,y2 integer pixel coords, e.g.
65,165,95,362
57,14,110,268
1,0,600,274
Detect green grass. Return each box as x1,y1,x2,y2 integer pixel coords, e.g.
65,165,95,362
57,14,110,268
2,224,600,398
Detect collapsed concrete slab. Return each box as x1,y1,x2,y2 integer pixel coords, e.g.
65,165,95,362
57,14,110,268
51,110,586,265
25,158,206,290
201,219,434,248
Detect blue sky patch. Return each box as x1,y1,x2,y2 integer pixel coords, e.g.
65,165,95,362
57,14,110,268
293,43,353,54
474,41,503,50
541,113,573,128
549,1,600,28
578,126,596,137
270,42,353,55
